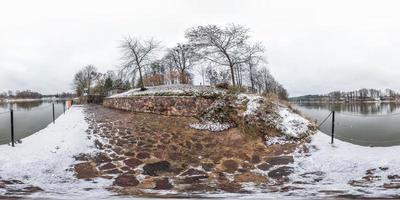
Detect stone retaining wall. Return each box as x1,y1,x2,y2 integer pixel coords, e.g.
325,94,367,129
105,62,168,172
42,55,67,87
103,96,216,117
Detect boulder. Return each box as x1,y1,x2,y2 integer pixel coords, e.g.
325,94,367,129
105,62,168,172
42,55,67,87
143,161,171,176
136,152,151,159
154,178,173,190
265,156,294,166
98,162,116,171
222,160,239,174
268,166,293,179
93,152,112,163
234,172,267,184
138,178,156,189
113,174,139,187
124,158,143,169
181,168,207,176
383,183,400,189
257,163,272,171
74,162,100,179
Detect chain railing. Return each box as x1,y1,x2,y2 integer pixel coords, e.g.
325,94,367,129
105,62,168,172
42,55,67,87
1,101,71,147
317,110,400,145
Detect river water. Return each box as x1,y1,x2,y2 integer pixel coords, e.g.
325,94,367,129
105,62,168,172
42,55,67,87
0,100,66,145
295,102,400,147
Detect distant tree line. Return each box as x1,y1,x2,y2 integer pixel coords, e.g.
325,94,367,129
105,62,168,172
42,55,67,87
72,24,288,99
291,88,400,102
0,90,75,99
0,90,42,99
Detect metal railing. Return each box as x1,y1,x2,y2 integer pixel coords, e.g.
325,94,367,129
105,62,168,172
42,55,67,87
317,110,400,145
318,111,335,144
0,101,71,147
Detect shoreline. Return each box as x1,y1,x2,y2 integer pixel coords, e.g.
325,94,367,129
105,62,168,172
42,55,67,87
0,98,72,103
292,100,400,104
1,104,400,198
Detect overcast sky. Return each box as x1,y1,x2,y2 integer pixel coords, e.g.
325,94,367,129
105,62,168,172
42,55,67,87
1,0,400,96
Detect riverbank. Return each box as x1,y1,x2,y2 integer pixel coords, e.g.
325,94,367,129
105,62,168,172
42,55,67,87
79,105,400,198
0,103,309,199
289,131,400,198
0,97,72,103
1,104,400,198
0,106,112,199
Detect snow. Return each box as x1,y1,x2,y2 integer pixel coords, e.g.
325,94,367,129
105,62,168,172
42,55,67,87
0,106,112,199
237,93,263,116
288,131,400,198
109,84,224,98
265,136,294,146
276,106,311,138
2,104,395,198
189,121,232,132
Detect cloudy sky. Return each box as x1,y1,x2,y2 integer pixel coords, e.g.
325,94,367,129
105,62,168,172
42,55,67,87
1,0,400,96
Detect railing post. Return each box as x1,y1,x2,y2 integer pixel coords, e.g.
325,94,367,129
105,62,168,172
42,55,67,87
10,109,14,147
63,101,66,114
52,103,55,124
331,110,335,144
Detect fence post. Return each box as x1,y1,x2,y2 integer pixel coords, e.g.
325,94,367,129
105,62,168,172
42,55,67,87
52,103,55,124
10,109,14,147
63,101,66,114
331,110,335,144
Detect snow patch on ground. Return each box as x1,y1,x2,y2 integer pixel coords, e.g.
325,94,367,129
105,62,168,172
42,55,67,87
189,121,232,132
0,106,112,199
276,106,310,138
289,131,400,198
110,84,224,98
265,136,295,146
237,93,263,116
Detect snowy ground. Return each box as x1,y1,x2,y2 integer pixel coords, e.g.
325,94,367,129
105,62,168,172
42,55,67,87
0,106,113,199
1,104,399,199
287,131,400,198
110,84,224,98
276,106,311,138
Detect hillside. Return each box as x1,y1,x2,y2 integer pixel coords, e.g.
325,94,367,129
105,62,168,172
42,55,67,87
80,85,317,196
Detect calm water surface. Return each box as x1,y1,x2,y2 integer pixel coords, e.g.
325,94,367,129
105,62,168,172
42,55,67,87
0,100,65,145
296,102,400,147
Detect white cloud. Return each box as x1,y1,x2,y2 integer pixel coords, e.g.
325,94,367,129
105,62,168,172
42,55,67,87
1,0,400,96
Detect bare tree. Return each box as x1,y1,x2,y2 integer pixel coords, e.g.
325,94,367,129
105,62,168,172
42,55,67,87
73,71,86,96
247,55,265,91
73,65,98,96
205,64,231,85
194,63,208,85
185,24,264,86
120,36,160,90
84,65,98,95
163,43,198,84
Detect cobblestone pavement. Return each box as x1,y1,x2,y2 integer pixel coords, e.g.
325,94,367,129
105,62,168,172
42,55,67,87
78,105,300,197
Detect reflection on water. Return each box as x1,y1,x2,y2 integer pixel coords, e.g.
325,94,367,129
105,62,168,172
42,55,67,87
298,102,400,115
0,101,65,145
0,101,44,111
296,102,400,147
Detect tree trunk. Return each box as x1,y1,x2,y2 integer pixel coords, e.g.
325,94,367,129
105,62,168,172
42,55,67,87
249,64,254,91
179,71,187,84
230,64,236,86
138,66,145,90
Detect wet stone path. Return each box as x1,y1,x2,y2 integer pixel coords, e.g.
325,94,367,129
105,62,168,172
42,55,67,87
77,105,301,197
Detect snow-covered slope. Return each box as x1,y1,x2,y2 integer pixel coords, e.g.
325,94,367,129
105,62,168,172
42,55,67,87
238,93,314,138
0,106,112,199
110,84,224,98
276,106,311,138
